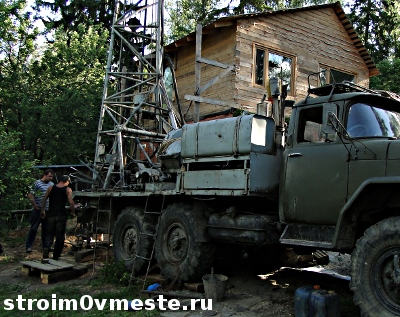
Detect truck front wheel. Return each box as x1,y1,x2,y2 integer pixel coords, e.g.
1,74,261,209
155,203,215,282
351,217,400,316
113,206,154,274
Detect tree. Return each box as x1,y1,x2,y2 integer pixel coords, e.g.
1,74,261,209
21,25,109,163
0,0,39,135
0,123,36,213
370,58,400,94
165,0,223,42
347,0,400,62
1,1,109,164
33,0,115,31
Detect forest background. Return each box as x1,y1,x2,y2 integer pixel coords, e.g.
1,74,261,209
1,0,400,213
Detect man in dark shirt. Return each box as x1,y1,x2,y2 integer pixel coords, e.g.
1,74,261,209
41,175,75,260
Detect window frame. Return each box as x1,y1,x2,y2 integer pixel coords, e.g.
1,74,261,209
319,64,357,85
296,105,338,144
253,44,296,96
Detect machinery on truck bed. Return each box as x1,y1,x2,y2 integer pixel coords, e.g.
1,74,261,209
72,0,400,316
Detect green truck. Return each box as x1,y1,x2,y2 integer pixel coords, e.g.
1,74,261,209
74,78,400,316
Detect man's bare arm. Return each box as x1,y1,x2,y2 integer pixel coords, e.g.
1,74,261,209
27,192,38,210
40,186,53,219
67,188,75,215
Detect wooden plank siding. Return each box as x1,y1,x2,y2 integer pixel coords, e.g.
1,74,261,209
167,5,372,120
173,27,237,120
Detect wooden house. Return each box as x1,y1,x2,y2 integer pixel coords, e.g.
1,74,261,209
164,2,378,122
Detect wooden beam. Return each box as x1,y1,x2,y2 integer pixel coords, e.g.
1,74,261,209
175,41,191,47
201,28,219,35
185,95,237,108
211,20,235,28
41,266,88,284
194,24,202,122
197,57,232,69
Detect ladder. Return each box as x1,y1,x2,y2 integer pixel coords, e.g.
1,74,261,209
129,194,165,291
92,196,113,273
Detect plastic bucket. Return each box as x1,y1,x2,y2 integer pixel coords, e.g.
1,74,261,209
202,274,228,302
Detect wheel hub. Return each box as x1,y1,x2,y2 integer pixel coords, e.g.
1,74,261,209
375,249,400,307
166,223,188,262
123,227,137,257
391,254,400,285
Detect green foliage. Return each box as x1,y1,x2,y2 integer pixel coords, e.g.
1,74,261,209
347,0,400,62
1,13,108,164
33,0,115,31
0,0,39,136
96,260,131,286
22,25,108,163
0,123,36,214
166,0,222,42
266,0,336,10
370,58,400,94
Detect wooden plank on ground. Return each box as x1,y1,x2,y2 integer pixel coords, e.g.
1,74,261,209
21,260,74,272
48,259,75,269
184,282,204,293
41,266,88,285
145,274,167,283
21,265,40,276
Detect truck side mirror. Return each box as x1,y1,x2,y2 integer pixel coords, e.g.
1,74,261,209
322,103,338,137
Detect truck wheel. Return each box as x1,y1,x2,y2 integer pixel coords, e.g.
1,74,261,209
113,206,153,274
155,203,215,282
350,217,400,316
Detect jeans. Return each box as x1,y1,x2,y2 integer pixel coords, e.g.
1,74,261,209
26,209,47,249
44,215,67,259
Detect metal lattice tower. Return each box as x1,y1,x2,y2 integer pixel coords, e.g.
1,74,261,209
92,0,179,190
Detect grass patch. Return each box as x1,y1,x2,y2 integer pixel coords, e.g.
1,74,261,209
0,254,17,263
92,259,131,286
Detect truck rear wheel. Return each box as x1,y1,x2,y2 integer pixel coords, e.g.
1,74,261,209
155,203,215,282
350,217,400,316
113,206,154,274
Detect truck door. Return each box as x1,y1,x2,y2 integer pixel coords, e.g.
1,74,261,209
281,105,349,225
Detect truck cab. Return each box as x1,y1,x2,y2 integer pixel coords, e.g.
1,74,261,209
280,84,400,249
279,83,400,316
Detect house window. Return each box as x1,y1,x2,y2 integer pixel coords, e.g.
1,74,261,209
254,46,294,95
319,66,356,85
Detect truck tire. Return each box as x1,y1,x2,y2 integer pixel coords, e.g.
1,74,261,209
155,203,215,282
113,206,154,274
350,217,400,316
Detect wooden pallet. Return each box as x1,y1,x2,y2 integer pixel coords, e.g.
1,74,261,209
20,259,88,284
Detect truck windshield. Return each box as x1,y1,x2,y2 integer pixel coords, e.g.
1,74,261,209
347,102,400,138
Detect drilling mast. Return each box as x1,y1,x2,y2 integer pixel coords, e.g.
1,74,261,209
92,0,179,190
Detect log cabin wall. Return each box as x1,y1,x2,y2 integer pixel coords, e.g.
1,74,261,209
234,6,370,112
166,4,373,120
171,26,237,121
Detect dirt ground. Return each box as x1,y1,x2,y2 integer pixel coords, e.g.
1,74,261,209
0,220,360,316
